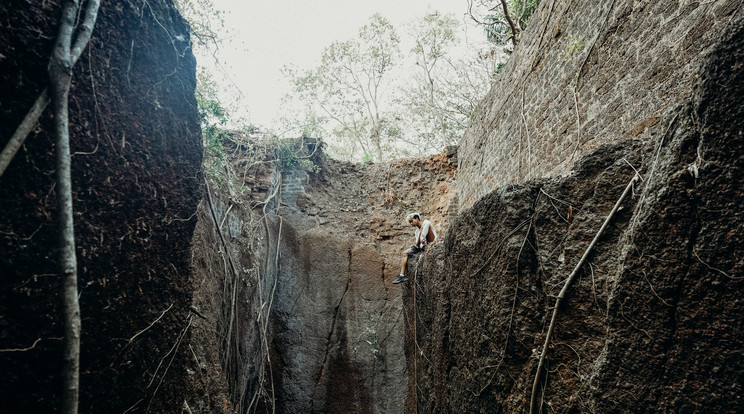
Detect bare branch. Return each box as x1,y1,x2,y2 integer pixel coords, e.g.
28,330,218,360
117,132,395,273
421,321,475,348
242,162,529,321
70,0,101,62
0,0,100,179
529,173,639,414
0,337,64,353
499,0,520,45
0,89,50,177
124,303,174,347
0,338,43,352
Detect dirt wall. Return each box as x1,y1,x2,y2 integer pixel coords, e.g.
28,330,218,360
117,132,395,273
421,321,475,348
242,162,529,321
404,12,744,413
457,0,743,210
189,138,458,413
0,1,202,412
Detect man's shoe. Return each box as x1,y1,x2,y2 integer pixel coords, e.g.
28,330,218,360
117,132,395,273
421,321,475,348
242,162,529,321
393,274,408,284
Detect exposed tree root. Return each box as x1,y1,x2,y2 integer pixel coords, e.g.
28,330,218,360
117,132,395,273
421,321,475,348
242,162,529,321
529,172,638,414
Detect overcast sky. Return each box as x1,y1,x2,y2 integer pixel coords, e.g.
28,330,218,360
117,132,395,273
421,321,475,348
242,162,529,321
201,0,487,130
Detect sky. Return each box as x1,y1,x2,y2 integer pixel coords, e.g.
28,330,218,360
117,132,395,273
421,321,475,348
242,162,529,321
199,0,488,131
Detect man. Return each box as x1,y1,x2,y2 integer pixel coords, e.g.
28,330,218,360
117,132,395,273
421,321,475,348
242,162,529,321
393,213,438,284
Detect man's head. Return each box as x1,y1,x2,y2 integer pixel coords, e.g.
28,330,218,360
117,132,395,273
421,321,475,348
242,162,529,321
406,213,421,227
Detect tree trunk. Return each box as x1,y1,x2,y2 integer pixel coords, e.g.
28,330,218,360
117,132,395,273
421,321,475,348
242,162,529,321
49,1,81,413
371,123,383,162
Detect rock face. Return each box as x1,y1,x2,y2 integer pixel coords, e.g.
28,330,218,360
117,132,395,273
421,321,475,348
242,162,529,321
457,0,743,210
270,152,457,413
404,4,744,414
0,1,202,412
3,0,742,412
189,140,458,413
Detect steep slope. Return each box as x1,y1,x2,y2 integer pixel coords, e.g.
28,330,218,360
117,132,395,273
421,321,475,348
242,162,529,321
0,1,202,412
404,4,744,414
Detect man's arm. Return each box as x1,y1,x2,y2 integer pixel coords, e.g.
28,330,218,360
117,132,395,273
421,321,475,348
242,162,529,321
420,221,431,246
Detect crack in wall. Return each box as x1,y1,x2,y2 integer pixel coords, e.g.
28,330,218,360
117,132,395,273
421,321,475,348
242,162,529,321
381,260,389,300
311,248,353,410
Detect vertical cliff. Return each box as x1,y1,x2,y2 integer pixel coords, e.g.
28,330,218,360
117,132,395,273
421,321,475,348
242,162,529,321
188,138,458,413
3,1,742,413
404,2,744,413
457,0,743,210
0,1,202,412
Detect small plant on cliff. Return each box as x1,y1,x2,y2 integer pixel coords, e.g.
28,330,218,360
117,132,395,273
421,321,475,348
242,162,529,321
563,34,586,61
352,317,382,359
197,70,231,180
276,140,299,170
274,138,321,173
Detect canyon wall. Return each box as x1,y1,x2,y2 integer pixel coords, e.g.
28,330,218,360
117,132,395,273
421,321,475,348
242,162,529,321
0,1,203,412
189,139,458,412
2,1,742,413
457,0,743,210
404,2,744,413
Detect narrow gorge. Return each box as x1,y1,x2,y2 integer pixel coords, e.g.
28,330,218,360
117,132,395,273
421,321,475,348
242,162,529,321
1,0,742,413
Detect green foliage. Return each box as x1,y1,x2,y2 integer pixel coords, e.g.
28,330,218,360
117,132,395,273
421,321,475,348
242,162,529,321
410,12,457,63
275,139,299,170
352,315,382,359
197,70,231,180
280,11,499,163
173,0,226,51
399,11,498,154
274,138,321,173
402,12,462,152
482,0,542,45
563,34,586,60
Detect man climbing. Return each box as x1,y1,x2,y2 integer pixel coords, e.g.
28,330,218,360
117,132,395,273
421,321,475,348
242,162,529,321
393,213,438,284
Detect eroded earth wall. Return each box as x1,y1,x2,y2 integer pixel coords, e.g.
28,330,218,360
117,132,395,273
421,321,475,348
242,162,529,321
269,150,456,414
404,3,744,413
457,0,743,210
189,139,458,413
0,1,202,412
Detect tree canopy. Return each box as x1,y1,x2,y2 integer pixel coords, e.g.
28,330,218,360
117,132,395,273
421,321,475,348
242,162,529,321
281,12,500,162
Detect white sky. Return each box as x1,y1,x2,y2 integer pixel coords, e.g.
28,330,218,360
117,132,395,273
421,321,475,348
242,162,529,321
200,0,488,131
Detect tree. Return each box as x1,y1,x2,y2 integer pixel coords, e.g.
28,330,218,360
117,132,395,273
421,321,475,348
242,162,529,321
468,0,542,47
276,97,329,142
173,0,226,53
403,12,463,153
284,14,401,162
280,11,500,162
48,2,101,413
196,70,231,177
399,12,498,154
